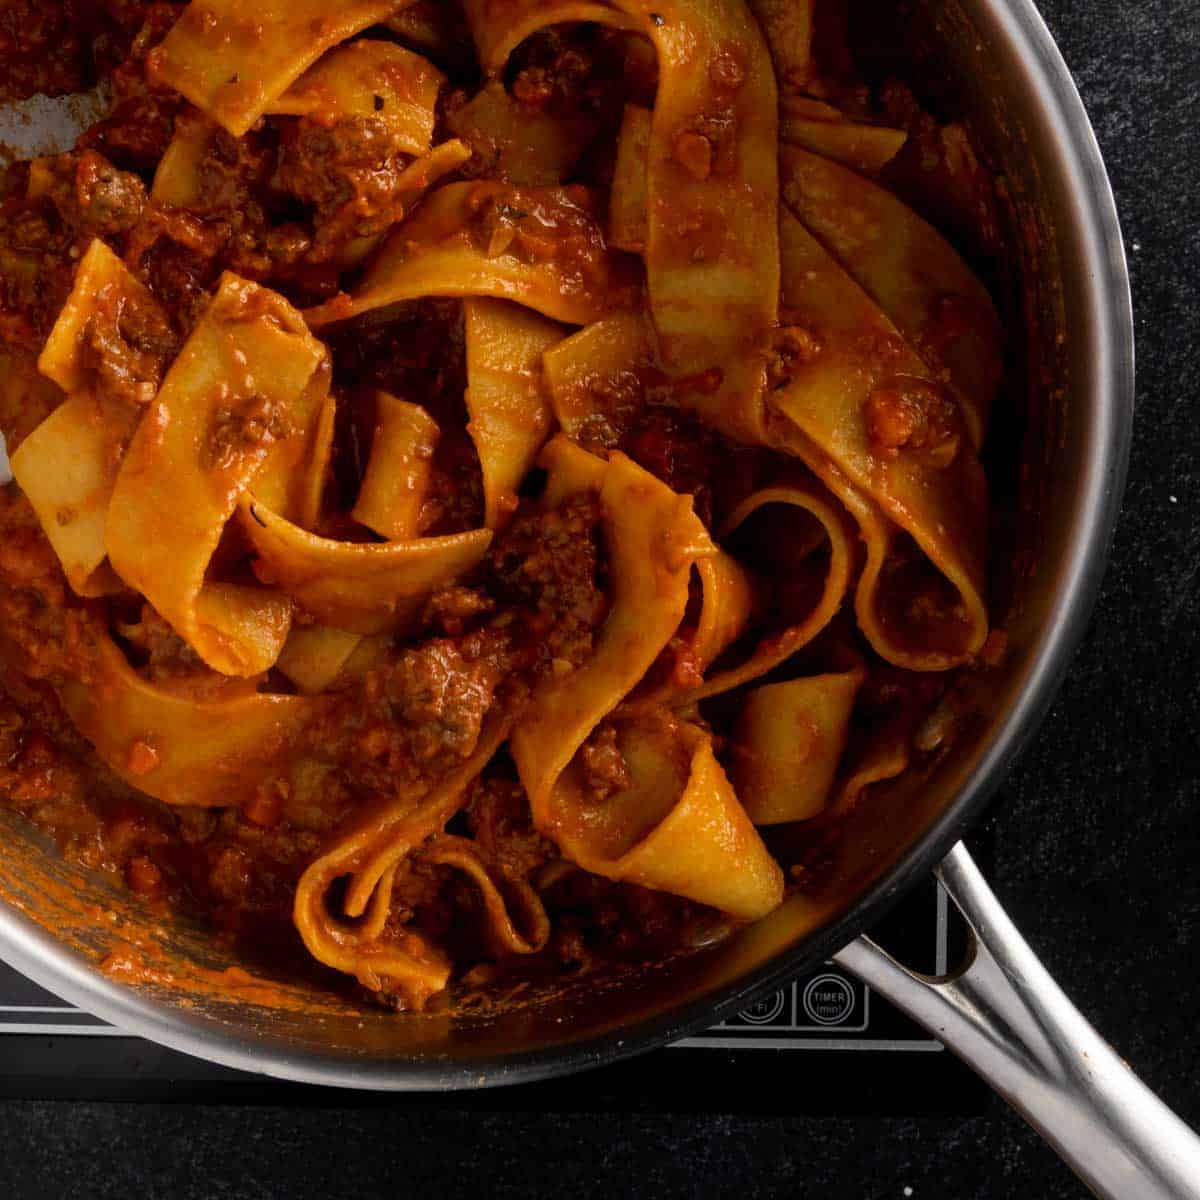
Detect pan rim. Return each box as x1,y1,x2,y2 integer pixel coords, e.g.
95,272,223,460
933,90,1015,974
0,0,1135,1091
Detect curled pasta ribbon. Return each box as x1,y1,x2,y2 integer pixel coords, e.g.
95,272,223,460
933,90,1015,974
767,212,989,670
292,713,514,1002
512,441,782,919
464,0,780,445
304,181,638,330
623,477,855,713
268,39,444,156
446,81,598,187
543,713,784,920
779,145,1003,447
464,298,563,529
60,632,312,808
150,0,418,138
512,437,717,803
14,241,171,596
106,273,328,676
422,835,550,956
239,498,493,636
730,663,865,825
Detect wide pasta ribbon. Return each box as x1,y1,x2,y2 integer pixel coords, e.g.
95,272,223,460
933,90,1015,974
13,240,172,596
105,273,327,676
305,181,637,330
150,0,418,138
766,212,990,670
11,393,133,599
780,109,907,175
268,39,444,155
60,632,313,808
609,105,652,254
239,498,493,635
779,145,1003,447
510,438,782,920
542,313,856,709
350,392,439,541
746,0,815,92
730,659,865,825
446,81,599,187
292,712,514,1003
463,0,780,445
274,391,442,690
542,310,659,440
463,298,563,529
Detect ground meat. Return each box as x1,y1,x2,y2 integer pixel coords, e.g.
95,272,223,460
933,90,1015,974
79,4,183,175
619,406,770,530
0,178,84,348
466,773,557,880
0,0,158,104
385,639,502,761
863,379,961,466
83,92,182,178
272,116,417,254
766,323,822,391
578,722,631,802
423,586,496,638
540,869,703,969
325,299,467,424
114,604,211,689
302,627,511,803
0,490,92,684
289,491,609,813
37,150,146,240
134,232,220,330
77,279,179,406
484,493,606,672
506,25,642,119
206,394,293,470
120,118,315,311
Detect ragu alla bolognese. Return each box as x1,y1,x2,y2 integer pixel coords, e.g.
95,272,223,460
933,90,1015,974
0,0,1006,1010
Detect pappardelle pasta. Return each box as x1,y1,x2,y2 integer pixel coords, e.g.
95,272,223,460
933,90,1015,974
0,0,1006,1010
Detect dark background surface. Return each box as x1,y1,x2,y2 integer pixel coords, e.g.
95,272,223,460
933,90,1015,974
1,1,1197,1196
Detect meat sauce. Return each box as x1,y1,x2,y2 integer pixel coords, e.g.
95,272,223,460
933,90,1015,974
0,1,1002,1005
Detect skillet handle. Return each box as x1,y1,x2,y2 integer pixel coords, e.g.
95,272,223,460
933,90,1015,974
834,842,1200,1199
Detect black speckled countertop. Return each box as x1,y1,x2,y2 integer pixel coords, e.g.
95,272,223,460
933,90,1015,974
0,2,1197,1196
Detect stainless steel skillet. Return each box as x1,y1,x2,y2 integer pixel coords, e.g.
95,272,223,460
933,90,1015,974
0,1,1194,1195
